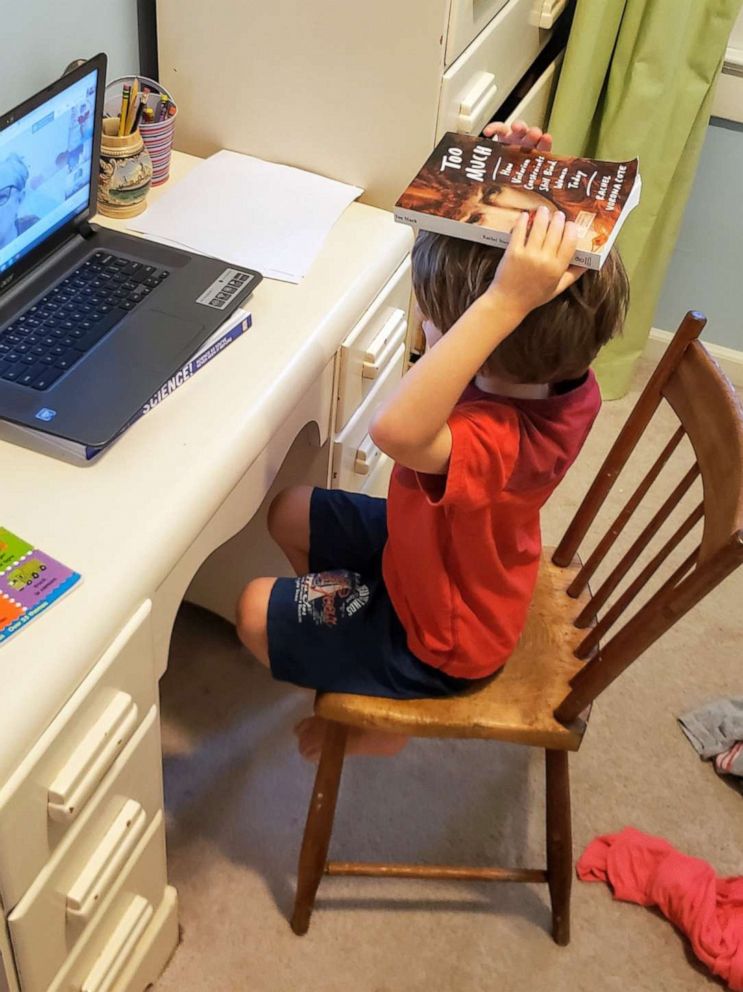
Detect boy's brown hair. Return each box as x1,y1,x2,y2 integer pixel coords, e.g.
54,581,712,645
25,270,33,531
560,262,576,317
411,231,630,383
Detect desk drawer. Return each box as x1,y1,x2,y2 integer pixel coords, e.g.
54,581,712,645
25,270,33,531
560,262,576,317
7,709,163,992
47,813,167,992
0,603,156,911
335,258,412,434
437,0,567,139
332,343,406,493
505,50,564,130
445,0,510,67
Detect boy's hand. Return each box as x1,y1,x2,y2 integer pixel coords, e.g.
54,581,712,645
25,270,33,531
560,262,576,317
482,119,553,152
485,207,584,317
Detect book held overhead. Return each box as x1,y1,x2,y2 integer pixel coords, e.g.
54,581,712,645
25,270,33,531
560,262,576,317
395,132,642,270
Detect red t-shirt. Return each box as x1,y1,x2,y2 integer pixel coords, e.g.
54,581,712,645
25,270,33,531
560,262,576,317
382,372,601,679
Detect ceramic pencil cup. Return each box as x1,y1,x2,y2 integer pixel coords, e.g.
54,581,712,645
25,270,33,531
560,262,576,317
97,118,153,218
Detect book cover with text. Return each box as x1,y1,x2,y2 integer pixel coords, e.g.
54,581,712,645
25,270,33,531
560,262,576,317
394,132,641,270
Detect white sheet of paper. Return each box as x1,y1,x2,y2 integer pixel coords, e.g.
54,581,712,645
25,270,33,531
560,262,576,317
128,150,363,283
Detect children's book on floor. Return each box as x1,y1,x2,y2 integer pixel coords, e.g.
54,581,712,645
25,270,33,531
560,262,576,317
0,528,81,644
394,132,641,270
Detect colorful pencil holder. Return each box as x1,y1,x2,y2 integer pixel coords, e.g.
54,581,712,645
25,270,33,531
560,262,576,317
139,106,177,186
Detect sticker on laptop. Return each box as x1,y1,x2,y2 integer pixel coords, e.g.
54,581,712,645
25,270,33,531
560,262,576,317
196,268,254,310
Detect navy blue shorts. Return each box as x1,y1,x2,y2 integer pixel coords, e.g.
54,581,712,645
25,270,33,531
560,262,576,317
266,488,471,699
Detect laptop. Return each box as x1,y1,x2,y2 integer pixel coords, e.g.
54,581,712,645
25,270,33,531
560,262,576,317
0,54,262,449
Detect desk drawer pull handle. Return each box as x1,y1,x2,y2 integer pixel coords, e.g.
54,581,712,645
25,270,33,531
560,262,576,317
457,72,498,134
538,0,568,28
66,800,147,924
362,309,408,380
48,692,139,824
354,436,382,477
79,894,153,992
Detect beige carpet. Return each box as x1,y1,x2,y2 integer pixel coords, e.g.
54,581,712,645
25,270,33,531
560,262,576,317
156,359,743,992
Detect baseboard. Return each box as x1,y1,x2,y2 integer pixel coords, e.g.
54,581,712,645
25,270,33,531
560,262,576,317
647,328,743,388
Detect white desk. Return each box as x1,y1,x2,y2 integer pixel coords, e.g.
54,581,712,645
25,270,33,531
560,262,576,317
0,152,412,992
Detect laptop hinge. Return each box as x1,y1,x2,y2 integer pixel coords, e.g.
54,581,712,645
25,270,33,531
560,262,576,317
77,219,96,240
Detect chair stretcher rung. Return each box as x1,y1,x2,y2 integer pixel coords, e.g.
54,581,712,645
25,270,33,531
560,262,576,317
325,862,547,883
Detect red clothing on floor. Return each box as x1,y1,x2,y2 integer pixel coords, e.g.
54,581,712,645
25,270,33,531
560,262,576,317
382,372,601,679
577,827,743,990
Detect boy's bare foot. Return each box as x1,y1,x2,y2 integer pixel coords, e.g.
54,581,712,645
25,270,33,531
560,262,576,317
294,716,408,762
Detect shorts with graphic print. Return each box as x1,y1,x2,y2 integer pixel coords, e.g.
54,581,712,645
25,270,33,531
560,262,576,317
266,487,471,699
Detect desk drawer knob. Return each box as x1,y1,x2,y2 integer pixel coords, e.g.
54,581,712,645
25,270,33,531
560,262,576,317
48,691,139,824
361,309,408,380
66,799,147,924
353,436,382,476
538,0,568,28
457,71,499,134
79,894,153,992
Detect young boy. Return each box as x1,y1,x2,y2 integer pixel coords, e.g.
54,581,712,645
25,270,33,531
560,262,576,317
236,122,630,761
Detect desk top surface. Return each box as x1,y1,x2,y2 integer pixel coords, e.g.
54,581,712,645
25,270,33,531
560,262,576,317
0,152,411,782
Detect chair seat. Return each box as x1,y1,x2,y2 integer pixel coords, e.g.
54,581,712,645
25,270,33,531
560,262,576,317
315,551,592,751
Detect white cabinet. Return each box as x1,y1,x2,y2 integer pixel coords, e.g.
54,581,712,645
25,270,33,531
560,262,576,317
437,0,559,139
0,604,156,911
158,0,570,210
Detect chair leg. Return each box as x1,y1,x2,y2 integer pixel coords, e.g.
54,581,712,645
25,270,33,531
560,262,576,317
290,720,349,935
545,749,572,946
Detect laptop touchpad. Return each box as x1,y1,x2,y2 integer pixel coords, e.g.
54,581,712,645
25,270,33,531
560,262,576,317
129,310,207,372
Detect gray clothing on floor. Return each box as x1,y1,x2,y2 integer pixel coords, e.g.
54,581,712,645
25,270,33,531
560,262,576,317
678,697,743,759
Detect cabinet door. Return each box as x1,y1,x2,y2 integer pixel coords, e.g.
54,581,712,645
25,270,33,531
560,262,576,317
437,0,568,139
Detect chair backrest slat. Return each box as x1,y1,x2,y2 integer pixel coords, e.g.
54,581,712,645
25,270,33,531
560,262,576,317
553,311,743,726
553,312,708,569
556,536,743,724
567,425,685,598
575,505,703,660
573,462,700,627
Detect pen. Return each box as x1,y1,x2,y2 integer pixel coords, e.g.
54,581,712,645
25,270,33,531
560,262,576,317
132,94,145,132
118,84,131,137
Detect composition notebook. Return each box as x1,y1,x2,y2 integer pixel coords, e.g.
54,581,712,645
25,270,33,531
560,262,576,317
0,528,81,644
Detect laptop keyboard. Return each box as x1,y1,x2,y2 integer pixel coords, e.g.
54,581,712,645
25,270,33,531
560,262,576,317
0,251,170,391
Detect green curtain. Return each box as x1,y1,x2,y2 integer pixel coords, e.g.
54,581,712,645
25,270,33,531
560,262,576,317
548,0,741,399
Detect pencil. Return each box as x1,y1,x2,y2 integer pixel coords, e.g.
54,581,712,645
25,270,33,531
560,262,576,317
124,78,140,134
118,84,131,137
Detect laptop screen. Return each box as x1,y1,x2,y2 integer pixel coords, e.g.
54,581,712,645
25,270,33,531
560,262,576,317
0,68,97,276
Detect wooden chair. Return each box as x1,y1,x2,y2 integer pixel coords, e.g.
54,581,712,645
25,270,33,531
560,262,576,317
290,311,743,943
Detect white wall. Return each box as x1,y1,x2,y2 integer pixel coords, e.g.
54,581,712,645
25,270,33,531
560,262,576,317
3,0,140,111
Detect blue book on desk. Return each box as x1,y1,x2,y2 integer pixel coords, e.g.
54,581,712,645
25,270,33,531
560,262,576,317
0,309,252,463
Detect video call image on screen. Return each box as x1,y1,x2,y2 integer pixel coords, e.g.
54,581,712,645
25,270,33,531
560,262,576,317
0,69,97,275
